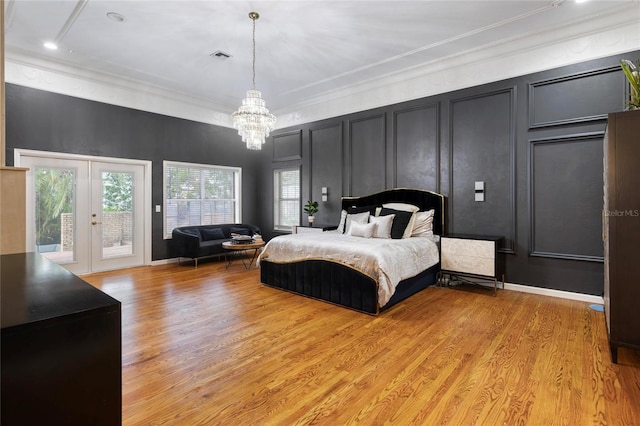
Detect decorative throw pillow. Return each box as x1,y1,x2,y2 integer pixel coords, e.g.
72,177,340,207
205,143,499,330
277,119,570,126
345,212,370,234
412,210,435,237
379,208,413,239
369,214,394,239
200,228,225,241
382,203,419,237
346,205,378,215
337,210,348,233
349,221,376,238
230,226,251,236
382,202,420,213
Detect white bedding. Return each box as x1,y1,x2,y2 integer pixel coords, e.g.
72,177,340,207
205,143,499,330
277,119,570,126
257,231,440,307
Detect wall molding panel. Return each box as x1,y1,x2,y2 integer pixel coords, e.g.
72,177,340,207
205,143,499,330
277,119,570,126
528,132,605,262
309,122,344,225
272,129,303,162
348,114,387,196
448,87,517,253
392,102,440,192
528,66,623,129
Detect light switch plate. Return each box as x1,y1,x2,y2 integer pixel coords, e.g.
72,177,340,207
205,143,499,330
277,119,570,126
155,205,161,213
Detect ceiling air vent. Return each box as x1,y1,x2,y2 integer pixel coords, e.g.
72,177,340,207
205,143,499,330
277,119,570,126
210,51,232,60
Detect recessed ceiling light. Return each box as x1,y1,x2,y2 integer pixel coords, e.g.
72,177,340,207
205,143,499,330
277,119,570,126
106,12,126,22
43,41,58,50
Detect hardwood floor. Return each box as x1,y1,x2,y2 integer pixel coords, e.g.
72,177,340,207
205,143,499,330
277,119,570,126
83,260,640,425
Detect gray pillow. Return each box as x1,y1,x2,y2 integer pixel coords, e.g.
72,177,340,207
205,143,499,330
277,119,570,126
230,226,251,236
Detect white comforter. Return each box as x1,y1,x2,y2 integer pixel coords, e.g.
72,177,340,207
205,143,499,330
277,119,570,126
257,231,440,307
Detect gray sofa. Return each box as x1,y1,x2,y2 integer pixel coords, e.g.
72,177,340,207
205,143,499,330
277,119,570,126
172,223,261,267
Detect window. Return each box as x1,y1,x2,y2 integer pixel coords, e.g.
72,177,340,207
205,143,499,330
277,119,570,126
274,168,300,231
164,161,241,238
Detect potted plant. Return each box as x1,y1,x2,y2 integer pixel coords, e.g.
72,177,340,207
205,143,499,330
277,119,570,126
303,200,319,225
620,59,640,110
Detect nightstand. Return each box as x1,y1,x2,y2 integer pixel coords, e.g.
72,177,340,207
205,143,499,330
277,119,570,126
440,234,505,293
291,225,337,234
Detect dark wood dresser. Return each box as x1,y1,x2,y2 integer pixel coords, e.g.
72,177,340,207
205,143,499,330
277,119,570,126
1,252,121,425
603,109,640,363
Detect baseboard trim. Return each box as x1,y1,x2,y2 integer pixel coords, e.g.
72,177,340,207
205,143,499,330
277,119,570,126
150,258,179,266
504,282,604,304
145,261,604,305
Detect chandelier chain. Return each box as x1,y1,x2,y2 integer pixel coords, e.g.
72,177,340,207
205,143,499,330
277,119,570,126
252,15,256,89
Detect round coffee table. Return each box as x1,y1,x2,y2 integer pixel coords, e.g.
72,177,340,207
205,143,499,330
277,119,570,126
222,240,265,270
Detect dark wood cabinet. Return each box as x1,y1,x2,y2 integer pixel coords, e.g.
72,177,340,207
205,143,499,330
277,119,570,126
603,109,640,363
1,252,122,425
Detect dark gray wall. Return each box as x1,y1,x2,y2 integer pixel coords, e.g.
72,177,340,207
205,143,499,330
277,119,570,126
6,50,636,294
5,85,262,260
260,51,639,296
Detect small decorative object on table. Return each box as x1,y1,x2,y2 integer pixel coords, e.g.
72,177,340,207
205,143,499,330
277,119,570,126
303,200,319,225
231,234,253,244
620,59,640,110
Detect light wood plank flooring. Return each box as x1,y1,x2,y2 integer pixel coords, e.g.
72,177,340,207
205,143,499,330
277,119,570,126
83,260,640,425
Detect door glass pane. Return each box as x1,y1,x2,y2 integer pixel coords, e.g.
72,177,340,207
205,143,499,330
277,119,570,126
101,171,134,258
34,167,75,263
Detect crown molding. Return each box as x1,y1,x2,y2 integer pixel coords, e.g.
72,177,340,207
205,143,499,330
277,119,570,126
5,49,234,128
276,4,640,128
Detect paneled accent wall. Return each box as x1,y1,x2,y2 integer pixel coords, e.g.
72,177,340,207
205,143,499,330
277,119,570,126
449,89,516,253
264,51,638,295
529,133,605,262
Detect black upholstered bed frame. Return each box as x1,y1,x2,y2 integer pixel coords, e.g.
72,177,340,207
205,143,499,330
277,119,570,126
260,188,445,314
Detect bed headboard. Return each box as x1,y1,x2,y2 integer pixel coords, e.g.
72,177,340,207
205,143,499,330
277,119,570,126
341,188,446,235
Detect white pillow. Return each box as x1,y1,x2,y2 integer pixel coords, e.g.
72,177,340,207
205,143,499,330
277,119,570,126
349,221,376,238
412,209,435,237
345,212,370,234
369,214,394,239
337,210,348,233
382,202,420,213
382,203,418,238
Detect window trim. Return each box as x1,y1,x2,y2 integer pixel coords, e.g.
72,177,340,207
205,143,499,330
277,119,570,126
273,166,301,232
163,160,242,239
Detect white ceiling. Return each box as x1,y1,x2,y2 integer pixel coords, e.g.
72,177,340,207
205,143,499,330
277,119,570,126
4,1,640,128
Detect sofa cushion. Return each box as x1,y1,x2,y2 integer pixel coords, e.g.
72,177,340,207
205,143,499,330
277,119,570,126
200,227,225,241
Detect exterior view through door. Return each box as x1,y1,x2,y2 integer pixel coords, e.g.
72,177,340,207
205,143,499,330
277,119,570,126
17,151,150,274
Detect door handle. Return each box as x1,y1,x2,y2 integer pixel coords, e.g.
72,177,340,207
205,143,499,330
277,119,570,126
91,221,102,225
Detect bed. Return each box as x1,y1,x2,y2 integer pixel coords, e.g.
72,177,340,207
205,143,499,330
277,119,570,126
259,188,445,314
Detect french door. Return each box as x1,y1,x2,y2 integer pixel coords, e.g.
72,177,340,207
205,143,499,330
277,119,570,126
18,151,149,274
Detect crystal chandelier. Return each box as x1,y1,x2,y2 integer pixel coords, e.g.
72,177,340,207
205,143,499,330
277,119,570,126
232,12,276,150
